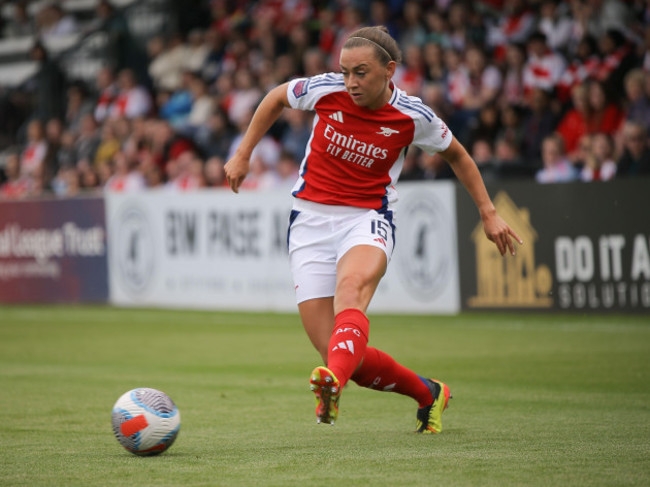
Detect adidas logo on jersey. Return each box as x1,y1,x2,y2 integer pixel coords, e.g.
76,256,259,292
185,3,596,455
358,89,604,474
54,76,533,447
332,340,355,355
377,126,399,136
328,111,344,123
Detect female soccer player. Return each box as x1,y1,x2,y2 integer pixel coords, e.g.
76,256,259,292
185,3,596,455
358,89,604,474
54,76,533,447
225,26,522,433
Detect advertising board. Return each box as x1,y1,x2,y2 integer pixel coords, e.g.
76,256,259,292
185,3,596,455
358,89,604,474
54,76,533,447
0,197,108,303
456,179,650,313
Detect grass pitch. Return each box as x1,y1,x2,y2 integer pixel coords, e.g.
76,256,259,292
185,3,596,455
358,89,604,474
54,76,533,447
0,306,648,487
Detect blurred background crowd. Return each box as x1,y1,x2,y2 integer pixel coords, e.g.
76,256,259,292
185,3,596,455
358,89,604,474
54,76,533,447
0,0,648,200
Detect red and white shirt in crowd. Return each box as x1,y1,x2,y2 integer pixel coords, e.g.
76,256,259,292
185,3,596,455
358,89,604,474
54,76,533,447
287,73,452,210
109,86,152,120
94,84,119,122
104,172,146,192
556,55,600,101
20,141,47,177
522,49,567,95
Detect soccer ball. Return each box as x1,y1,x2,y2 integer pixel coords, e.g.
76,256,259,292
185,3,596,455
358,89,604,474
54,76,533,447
111,388,181,456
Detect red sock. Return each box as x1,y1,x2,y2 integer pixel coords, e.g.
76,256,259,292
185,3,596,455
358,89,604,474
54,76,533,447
327,308,369,388
351,347,433,408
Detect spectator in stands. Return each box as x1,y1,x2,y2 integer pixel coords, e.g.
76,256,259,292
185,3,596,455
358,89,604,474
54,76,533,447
538,0,573,53
201,29,226,84
94,121,120,167
580,132,617,182
586,79,624,137
536,134,579,183
445,45,502,141
466,103,501,152
159,71,194,128
37,3,79,41
642,25,650,72
486,0,537,62
287,23,313,77
275,150,300,188
302,48,328,78
369,1,398,41
74,114,101,165
617,121,650,177
280,109,311,163
463,46,503,110
327,6,363,71
522,31,566,98
556,83,591,160
471,139,494,168
393,44,425,96
0,151,30,199
77,159,100,192
316,8,338,60
239,152,281,191
399,1,427,50
55,129,77,169
148,34,187,93
65,82,94,135
204,156,227,188
520,88,560,167
623,69,650,128
51,165,81,197
497,104,525,154
583,0,631,40
104,150,146,192
20,119,47,180
595,28,637,99
227,69,262,127
501,42,526,107
446,3,470,52
196,109,236,161
41,118,65,188
422,42,446,84
184,74,214,135
228,109,281,173
3,1,34,38
94,0,137,73
494,137,523,167
109,69,152,120
184,29,211,74
399,147,426,181
27,41,67,122
556,35,599,103
165,149,205,191
93,67,118,123
423,10,450,49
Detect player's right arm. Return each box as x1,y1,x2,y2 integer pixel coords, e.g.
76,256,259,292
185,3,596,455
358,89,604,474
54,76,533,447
224,82,291,193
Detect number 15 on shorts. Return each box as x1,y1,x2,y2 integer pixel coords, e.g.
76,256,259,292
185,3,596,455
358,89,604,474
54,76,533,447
371,219,390,240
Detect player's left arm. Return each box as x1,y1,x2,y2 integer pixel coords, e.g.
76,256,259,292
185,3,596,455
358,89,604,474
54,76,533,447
440,137,523,256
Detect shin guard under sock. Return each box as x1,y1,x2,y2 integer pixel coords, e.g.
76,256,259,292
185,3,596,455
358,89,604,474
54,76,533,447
351,346,433,408
326,308,369,388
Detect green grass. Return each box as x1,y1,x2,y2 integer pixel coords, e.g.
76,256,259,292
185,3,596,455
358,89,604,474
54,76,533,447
0,306,649,487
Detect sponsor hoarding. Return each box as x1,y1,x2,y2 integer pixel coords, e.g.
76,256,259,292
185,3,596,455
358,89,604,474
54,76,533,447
457,179,650,313
106,189,296,311
0,197,108,303
374,181,460,313
106,184,460,313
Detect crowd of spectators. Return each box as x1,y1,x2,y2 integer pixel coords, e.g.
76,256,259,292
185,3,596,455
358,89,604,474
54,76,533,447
0,0,649,200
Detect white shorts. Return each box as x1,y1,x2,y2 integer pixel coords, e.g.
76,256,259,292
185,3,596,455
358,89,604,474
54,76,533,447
288,198,396,304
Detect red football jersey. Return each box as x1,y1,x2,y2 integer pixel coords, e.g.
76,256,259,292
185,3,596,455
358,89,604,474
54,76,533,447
287,73,452,210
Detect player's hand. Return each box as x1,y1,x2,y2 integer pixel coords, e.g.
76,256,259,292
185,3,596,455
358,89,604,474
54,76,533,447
224,153,250,193
482,211,523,256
